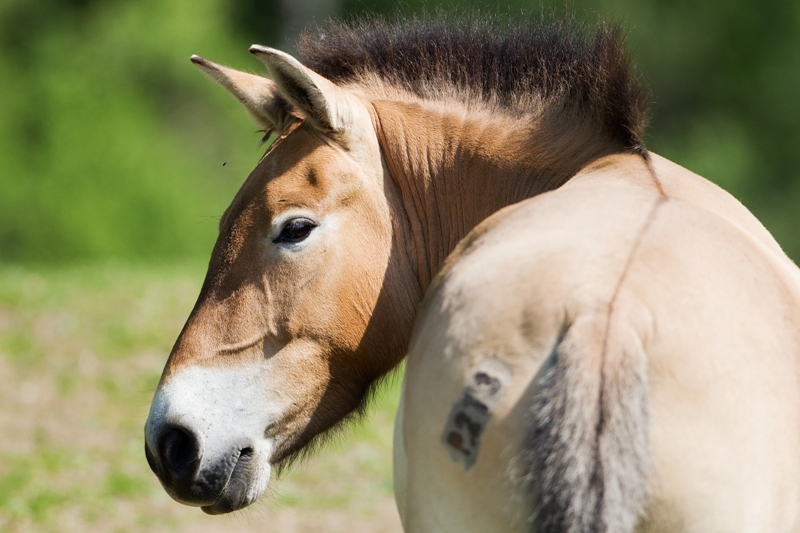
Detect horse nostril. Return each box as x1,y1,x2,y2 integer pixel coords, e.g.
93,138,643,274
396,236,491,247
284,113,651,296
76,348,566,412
159,426,200,480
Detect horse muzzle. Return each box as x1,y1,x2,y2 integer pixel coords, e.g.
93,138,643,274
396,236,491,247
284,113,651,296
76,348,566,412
144,364,277,513
145,417,271,512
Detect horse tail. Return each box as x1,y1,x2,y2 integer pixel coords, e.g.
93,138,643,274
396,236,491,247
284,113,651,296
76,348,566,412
525,313,651,533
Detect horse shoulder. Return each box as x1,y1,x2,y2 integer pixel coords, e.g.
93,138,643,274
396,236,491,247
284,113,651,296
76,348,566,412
398,175,800,532
398,184,661,531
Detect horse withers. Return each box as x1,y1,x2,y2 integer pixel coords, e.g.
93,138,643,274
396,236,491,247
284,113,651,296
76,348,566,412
144,17,800,531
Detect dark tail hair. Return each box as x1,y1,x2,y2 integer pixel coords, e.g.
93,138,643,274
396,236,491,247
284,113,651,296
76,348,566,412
525,313,650,533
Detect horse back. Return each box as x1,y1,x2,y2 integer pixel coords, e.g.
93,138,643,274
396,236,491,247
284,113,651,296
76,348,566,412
396,158,800,532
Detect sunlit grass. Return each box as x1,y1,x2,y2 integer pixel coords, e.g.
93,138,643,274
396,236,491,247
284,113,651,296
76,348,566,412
0,263,402,533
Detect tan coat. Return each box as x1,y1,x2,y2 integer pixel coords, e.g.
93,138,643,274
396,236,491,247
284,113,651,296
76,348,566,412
397,153,800,531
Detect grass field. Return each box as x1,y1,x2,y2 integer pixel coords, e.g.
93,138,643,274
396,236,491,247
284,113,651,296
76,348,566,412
0,263,403,532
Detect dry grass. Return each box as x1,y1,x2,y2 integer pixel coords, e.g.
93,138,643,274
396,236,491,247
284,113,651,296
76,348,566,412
0,263,402,533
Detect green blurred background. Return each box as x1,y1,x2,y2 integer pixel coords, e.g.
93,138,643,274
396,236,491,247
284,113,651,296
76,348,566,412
1,0,799,266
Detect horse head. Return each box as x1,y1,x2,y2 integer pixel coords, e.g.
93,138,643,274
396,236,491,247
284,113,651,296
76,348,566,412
144,47,417,514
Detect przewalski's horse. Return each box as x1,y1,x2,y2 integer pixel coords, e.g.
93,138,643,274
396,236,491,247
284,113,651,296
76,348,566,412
145,16,800,531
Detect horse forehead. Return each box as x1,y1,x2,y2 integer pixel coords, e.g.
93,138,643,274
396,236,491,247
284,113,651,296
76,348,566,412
256,131,353,209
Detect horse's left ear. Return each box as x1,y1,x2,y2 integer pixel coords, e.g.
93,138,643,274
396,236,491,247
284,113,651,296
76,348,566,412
249,45,357,135
190,55,285,133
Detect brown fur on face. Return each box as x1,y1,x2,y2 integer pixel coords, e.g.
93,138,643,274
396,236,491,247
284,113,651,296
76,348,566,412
163,121,418,466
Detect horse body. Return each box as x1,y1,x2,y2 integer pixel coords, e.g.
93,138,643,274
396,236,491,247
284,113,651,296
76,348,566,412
396,152,800,531
143,17,800,531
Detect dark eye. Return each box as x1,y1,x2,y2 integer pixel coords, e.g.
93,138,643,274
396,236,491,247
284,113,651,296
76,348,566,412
273,218,317,244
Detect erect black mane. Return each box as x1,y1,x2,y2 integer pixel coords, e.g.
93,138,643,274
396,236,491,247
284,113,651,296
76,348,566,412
297,13,649,153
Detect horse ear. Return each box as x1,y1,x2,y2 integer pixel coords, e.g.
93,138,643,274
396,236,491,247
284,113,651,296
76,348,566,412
249,45,355,134
190,55,284,133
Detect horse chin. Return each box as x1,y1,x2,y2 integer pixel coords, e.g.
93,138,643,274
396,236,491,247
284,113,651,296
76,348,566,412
200,447,272,515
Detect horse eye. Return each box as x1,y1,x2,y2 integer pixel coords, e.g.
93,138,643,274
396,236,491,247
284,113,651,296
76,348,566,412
274,218,317,244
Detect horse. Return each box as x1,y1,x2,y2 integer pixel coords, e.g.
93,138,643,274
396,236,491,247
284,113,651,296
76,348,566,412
144,16,800,532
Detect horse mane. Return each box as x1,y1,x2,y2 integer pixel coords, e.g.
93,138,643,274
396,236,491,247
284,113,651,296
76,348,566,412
297,14,650,153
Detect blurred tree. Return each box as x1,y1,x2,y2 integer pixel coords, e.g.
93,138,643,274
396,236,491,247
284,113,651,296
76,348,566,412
227,0,340,52
0,0,264,263
227,0,283,48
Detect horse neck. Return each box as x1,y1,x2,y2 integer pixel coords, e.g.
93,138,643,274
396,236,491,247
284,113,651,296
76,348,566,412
372,98,619,290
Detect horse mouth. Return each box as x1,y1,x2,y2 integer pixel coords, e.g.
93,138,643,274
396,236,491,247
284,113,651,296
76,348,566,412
201,447,259,515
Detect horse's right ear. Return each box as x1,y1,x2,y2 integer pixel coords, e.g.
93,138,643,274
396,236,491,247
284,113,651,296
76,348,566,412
249,46,360,136
190,55,285,133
